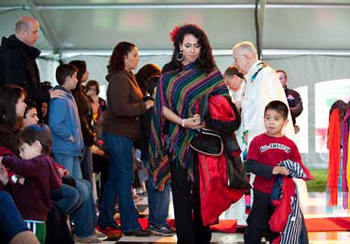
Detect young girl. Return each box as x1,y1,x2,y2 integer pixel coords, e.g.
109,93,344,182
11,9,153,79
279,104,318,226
0,124,62,243
0,85,27,156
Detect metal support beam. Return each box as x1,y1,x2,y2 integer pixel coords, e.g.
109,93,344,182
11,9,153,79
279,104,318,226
254,0,266,59
36,3,255,10
27,0,60,52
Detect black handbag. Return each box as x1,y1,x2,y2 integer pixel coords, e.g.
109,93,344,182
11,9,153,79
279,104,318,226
189,128,223,156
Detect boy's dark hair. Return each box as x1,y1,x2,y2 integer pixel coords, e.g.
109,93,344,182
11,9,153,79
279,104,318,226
224,65,245,80
17,124,52,155
24,99,37,119
265,100,289,119
56,64,78,85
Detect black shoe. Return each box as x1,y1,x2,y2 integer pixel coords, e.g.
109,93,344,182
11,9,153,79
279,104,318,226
124,230,151,236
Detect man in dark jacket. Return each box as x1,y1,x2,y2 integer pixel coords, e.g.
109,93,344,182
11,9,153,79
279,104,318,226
277,70,303,133
0,16,63,119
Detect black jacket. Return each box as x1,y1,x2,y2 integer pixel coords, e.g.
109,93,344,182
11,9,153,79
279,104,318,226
0,35,50,102
285,87,303,125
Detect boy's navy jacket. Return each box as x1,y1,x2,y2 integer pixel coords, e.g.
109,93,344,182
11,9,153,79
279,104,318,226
49,86,84,156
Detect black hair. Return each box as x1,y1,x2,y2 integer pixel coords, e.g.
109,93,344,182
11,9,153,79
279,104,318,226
265,100,289,119
147,75,160,97
170,24,215,74
108,41,136,72
135,64,161,95
24,99,37,119
0,85,26,128
17,124,52,155
56,64,78,85
69,60,87,82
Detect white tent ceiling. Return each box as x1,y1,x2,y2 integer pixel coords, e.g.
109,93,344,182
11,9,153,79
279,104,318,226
1,0,350,57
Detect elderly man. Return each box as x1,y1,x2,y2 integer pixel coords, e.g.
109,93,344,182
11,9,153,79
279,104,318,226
0,16,63,118
277,69,303,133
232,41,295,145
232,42,308,235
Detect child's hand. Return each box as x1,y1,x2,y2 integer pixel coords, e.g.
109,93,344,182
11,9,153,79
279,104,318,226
272,166,282,175
0,163,9,185
272,166,290,176
280,167,290,176
58,168,68,177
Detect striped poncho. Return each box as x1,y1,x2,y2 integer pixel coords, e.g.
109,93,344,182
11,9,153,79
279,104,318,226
149,62,229,189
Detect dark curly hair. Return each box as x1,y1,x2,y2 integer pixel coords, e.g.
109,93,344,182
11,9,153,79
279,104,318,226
0,85,26,128
170,24,215,74
108,41,136,72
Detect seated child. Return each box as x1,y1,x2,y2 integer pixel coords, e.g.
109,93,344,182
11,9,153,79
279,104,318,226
244,100,312,244
0,124,62,243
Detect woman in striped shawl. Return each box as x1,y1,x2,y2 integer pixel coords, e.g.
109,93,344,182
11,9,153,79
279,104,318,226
149,24,230,244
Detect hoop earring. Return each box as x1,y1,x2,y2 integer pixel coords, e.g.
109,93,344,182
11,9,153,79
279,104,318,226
176,51,184,62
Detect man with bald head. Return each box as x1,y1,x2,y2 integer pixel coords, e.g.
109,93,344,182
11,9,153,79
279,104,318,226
0,16,63,118
232,41,295,146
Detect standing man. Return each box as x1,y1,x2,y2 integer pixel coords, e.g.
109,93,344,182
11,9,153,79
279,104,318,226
0,16,63,119
276,69,303,133
232,41,295,146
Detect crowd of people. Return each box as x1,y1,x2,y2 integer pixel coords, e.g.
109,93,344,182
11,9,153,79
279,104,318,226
0,15,309,244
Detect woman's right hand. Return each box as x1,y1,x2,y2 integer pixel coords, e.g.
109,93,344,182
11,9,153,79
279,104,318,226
184,114,204,130
145,100,154,109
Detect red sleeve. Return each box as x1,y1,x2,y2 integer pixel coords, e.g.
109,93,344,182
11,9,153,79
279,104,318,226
247,137,260,161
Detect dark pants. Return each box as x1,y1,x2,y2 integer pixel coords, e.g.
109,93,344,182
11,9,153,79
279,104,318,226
170,156,211,244
244,190,279,244
0,191,28,244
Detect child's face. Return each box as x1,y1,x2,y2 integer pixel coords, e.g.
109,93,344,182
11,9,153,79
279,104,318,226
65,72,78,90
41,103,48,117
224,75,244,91
16,94,26,118
19,141,42,160
264,109,288,137
23,108,39,128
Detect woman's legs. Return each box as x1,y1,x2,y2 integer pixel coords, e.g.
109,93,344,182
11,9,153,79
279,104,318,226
98,133,141,232
170,161,195,244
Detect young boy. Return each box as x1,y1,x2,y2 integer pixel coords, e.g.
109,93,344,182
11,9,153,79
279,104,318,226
49,64,84,178
0,124,62,243
244,100,311,244
49,64,103,243
22,99,39,128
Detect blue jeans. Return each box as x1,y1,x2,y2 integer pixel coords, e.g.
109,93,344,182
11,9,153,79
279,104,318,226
0,191,28,243
53,153,82,179
50,184,81,215
148,178,170,227
53,153,97,238
98,132,141,233
71,179,97,237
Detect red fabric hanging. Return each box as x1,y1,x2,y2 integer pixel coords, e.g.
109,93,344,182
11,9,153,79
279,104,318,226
327,109,341,207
